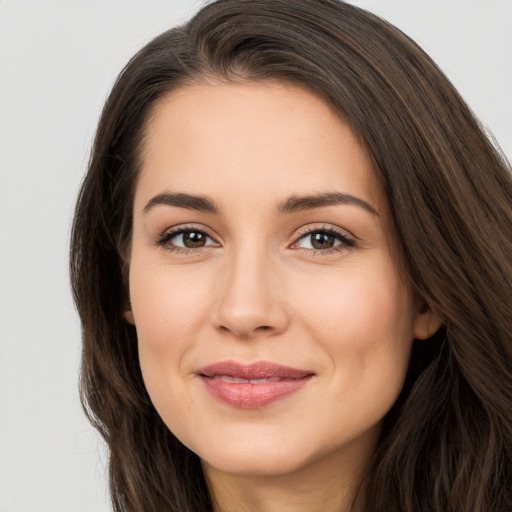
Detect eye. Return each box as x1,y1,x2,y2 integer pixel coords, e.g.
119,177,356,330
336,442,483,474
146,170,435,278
157,228,218,250
293,227,354,252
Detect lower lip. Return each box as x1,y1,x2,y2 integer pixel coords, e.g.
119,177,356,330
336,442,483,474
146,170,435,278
200,376,313,409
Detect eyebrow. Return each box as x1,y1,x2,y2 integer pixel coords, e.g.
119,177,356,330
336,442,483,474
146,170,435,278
143,191,378,216
143,193,220,214
276,192,378,216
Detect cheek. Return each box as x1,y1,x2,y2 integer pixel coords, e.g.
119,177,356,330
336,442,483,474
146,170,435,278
128,260,215,397
128,261,220,441
130,262,210,343
303,265,412,336
298,264,415,390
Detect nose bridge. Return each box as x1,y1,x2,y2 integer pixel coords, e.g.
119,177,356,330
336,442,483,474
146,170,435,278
215,240,287,338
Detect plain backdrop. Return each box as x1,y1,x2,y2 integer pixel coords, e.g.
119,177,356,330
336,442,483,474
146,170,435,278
0,1,510,511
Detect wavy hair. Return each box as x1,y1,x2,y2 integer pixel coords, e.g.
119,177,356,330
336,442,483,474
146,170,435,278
70,1,512,510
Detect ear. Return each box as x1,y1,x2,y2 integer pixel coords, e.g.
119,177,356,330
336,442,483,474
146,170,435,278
124,309,135,325
413,300,442,340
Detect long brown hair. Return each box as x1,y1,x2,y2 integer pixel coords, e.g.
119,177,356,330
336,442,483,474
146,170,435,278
70,1,512,510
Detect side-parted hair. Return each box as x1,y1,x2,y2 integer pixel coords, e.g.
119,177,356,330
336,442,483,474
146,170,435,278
70,1,512,510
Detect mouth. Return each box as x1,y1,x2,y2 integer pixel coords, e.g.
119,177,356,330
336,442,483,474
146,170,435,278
197,361,315,409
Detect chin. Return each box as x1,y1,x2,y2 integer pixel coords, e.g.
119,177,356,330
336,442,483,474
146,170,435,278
201,446,312,477
189,424,359,479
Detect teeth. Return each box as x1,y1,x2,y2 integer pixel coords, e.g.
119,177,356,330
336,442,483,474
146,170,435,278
211,375,288,384
211,376,248,383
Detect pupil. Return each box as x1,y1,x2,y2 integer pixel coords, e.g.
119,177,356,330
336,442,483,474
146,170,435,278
184,231,206,248
311,232,334,249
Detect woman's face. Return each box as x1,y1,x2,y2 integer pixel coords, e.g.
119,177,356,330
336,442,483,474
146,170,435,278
127,81,432,477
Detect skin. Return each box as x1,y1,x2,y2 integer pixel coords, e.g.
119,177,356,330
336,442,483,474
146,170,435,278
126,81,439,512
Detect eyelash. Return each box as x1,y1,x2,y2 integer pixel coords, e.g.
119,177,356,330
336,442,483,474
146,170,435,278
155,224,355,255
156,225,218,254
292,225,355,255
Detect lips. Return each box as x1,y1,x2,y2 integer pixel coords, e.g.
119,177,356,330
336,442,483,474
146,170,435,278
198,361,314,409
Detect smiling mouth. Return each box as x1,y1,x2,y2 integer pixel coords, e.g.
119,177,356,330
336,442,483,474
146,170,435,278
198,361,315,409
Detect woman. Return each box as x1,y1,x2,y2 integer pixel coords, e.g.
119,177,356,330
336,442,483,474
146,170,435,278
70,0,512,510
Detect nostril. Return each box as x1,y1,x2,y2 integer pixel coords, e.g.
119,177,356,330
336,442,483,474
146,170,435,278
216,323,274,337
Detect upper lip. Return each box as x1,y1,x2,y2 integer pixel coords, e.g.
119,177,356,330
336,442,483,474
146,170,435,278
198,360,314,380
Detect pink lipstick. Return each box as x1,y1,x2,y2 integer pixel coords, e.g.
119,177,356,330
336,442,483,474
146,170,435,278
198,361,314,409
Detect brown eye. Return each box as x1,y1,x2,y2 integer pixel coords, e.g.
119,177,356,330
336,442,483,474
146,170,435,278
310,232,337,249
160,229,217,250
294,229,353,252
181,231,208,248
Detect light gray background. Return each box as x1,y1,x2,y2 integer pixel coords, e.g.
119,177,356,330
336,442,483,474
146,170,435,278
0,1,510,511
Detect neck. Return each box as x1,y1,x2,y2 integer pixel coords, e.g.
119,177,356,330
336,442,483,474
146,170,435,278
203,432,376,512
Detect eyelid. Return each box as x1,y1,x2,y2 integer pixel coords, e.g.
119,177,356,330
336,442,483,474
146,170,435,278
290,224,356,253
294,223,354,239
155,224,220,251
154,222,356,255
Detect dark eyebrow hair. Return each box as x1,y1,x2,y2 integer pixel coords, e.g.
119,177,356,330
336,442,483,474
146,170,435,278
143,191,378,217
276,192,379,216
143,193,220,214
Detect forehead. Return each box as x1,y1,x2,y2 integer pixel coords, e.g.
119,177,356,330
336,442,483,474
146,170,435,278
136,80,384,213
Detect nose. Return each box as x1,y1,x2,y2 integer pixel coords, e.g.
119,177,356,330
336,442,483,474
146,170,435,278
214,249,289,339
